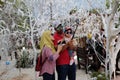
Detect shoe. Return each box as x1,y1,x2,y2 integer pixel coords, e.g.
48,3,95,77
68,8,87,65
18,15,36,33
116,71,120,75
116,68,120,71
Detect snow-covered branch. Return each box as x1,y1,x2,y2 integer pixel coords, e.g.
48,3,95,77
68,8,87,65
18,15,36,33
109,0,119,23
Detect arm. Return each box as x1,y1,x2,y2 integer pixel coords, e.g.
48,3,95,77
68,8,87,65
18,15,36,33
43,45,62,62
68,40,77,51
61,42,69,51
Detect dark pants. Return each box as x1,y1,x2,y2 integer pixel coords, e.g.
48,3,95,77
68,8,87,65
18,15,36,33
68,63,76,80
56,63,76,80
43,73,55,80
56,65,69,80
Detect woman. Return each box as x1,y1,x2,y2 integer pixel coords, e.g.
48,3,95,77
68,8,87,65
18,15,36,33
53,25,76,80
64,27,77,80
40,30,62,80
64,27,76,65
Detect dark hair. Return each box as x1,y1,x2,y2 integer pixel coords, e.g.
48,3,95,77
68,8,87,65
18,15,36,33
57,24,62,28
55,24,63,31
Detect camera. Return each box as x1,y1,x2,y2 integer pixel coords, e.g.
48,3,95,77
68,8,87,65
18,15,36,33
57,40,66,45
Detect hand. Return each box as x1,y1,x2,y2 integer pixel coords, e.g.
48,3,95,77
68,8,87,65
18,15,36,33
68,40,74,49
68,40,74,46
57,39,65,45
57,45,63,53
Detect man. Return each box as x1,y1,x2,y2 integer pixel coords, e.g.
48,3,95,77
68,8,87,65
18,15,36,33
53,22,70,80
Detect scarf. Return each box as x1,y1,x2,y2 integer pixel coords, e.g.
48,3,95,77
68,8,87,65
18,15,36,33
40,30,56,53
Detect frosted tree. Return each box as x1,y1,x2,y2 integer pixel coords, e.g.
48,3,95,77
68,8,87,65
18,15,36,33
0,0,23,60
87,0,120,79
2,0,120,80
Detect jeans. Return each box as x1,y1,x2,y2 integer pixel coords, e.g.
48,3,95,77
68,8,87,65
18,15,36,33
56,65,69,80
43,73,55,80
56,63,76,80
68,62,76,80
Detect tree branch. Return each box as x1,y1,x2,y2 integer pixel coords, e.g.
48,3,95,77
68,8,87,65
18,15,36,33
109,0,119,22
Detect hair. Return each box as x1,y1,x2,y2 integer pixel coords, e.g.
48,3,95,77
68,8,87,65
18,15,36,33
54,24,63,31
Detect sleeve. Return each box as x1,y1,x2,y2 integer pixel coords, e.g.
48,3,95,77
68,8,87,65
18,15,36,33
44,47,59,62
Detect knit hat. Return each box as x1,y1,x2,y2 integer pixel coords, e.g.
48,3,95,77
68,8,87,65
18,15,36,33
52,20,61,28
52,20,63,31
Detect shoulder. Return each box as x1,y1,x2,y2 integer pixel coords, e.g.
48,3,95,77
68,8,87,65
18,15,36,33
43,46,52,52
43,46,50,50
42,46,53,56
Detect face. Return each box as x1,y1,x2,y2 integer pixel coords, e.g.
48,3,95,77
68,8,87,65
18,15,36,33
56,24,63,34
65,30,72,38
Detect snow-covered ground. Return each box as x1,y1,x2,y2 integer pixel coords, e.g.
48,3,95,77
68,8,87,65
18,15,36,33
0,60,120,80
0,60,91,80
0,48,120,80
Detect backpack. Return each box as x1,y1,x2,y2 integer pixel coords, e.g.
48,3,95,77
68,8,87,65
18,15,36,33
35,51,47,76
35,54,42,71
